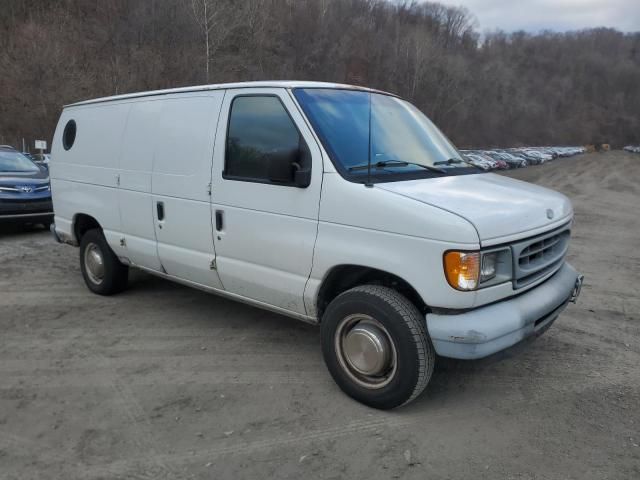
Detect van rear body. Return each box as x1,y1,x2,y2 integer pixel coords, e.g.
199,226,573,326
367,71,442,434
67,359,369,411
50,81,583,408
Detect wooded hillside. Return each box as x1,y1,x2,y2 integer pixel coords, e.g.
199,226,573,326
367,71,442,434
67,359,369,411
1,0,639,150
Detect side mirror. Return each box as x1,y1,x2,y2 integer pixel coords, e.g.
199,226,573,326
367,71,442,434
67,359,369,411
293,164,311,188
266,149,311,188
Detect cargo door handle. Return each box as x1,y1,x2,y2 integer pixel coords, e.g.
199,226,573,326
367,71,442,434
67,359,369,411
157,201,165,221
215,210,223,231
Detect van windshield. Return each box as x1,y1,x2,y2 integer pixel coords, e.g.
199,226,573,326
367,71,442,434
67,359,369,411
293,88,478,183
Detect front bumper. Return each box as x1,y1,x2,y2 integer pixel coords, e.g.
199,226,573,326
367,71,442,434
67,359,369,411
426,262,582,360
0,198,53,222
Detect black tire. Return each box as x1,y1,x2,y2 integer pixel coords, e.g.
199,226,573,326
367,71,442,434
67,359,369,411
79,228,128,295
321,285,434,409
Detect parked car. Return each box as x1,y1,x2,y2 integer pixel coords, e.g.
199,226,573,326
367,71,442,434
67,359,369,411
517,146,585,161
460,151,493,170
490,157,509,169
32,153,52,164
483,150,527,168
21,152,38,163
509,150,541,165
50,81,583,409
465,154,491,170
501,151,529,167
0,146,53,226
538,148,559,159
552,147,574,157
522,149,552,163
468,151,507,169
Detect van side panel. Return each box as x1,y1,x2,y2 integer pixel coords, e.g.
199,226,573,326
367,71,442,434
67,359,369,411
151,93,224,288
303,173,481,315
210,88,323,315
117,100,163,270
50,103,129,247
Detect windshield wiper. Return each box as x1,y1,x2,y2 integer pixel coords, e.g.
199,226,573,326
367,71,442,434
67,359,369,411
348,159,446,174
433,157,478,169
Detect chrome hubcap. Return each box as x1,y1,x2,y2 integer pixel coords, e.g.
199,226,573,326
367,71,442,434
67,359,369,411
343,324,391,375
84,242,105,284
335,314,397,389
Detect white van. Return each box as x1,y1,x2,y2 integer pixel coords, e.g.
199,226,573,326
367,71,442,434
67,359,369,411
50,81,583,409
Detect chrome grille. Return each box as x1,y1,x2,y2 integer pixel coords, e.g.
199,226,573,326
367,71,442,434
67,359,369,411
512,224,571,288
0,184,49,193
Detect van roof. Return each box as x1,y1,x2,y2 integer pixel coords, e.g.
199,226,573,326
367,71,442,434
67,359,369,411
66,81,395,107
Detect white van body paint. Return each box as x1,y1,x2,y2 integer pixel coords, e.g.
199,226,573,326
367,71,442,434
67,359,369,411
51,81,581,360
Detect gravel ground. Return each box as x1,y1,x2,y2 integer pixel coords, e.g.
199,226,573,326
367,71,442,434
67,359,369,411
1,151,638,479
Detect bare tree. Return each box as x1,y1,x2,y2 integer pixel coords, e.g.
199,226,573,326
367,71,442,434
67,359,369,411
1,0,638,149
188,0,236,83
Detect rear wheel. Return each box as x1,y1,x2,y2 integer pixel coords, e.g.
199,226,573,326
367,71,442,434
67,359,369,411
321,285,434,409
79,228,128,295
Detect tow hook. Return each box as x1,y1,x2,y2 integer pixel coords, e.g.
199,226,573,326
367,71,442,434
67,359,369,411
570,274,584,303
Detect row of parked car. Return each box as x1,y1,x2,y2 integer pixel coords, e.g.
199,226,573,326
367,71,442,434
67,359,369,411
460,146,587,170
623,146,640,153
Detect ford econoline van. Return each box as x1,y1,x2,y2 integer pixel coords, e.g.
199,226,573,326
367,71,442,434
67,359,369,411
50,82,583,409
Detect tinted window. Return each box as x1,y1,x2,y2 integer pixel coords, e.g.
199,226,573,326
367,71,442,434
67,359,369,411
225,96,306,183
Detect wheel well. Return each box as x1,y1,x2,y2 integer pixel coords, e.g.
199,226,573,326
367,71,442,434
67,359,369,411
316,265,428,321
73,214,101,243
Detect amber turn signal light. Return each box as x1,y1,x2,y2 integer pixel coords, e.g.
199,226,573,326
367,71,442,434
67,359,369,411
443,251,480,290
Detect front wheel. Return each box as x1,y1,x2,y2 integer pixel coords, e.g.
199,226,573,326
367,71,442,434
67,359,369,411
79,228,128,295
321,285,435,409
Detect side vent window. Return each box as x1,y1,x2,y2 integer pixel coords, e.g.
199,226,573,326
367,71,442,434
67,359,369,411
63,120,77,150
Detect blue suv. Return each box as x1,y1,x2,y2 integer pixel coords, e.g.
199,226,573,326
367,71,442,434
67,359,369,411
0,146,53,226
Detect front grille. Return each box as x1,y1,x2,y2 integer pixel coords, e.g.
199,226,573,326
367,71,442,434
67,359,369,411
0,184,49,193
512,224,571,288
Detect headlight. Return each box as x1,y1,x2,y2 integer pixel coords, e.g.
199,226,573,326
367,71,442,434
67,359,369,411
444,251,480,291
481,252,497,282
444,249,511,291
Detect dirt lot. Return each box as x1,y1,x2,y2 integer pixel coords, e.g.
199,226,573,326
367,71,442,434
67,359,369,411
1,151,639,479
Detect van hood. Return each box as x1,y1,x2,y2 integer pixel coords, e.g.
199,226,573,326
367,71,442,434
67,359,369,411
376,173,572,244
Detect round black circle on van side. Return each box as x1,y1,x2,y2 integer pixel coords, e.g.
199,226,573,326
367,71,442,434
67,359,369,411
63,120,76,150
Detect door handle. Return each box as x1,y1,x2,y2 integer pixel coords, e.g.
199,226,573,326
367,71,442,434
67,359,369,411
215,210,223,231
157,201,165,221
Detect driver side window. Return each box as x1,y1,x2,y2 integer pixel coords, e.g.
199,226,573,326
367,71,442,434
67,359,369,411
224,95,310,185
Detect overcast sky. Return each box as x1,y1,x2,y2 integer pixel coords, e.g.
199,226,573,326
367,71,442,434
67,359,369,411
434,0,640,33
